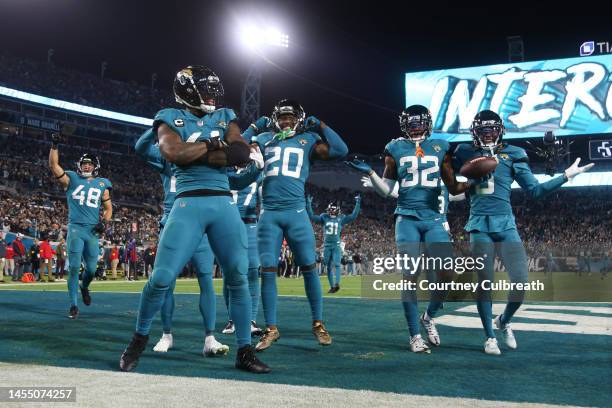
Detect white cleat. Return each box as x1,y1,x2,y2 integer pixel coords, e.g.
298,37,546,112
203,336,229,357
222,320,235,334
484,337,501,355
410,334,431,354
420,313,440,346
494,315,517,349
153,333,173,353
251,321,263,337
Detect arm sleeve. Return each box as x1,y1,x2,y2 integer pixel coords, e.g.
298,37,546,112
135,129,165,173
368,170,397,198
513,159,566,199
228,163,261,191
342,199,361,224
242,126,258,143
321,126,349,159
306,200,324,223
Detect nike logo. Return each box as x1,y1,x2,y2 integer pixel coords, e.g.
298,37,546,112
249,225,256,229
297,209,305,213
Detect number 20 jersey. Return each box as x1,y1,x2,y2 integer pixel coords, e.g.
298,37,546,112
384,137,450,220
254,131,321,211
65,170,112,226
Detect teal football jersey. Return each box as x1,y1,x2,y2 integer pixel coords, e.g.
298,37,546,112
255,131,321,210
385,137,450,220
320,215,347,247
65,171,112,226
231,170,263,219
453,143,566,231
153,107,236,194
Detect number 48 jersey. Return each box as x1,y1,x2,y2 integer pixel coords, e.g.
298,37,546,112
384,137,450,220
65,170,112,226
254,131,321,211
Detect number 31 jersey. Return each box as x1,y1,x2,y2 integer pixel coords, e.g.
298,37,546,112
65,170,112,226
254,131,321,211
384,137,450,220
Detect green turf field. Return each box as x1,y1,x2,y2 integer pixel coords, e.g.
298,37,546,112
0,276,610,406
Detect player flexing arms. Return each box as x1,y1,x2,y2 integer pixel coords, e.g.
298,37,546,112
252,99,349,351
454,110,594,355
347,105,469,353
221,167,265,336
119,65,269,373
48,135,112,319
306,195,361,293
134,129,261,356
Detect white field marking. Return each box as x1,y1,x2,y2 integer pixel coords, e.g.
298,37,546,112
0,362,573,408
435,304,612,336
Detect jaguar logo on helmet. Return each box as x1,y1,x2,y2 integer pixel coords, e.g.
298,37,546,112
173,65,224,114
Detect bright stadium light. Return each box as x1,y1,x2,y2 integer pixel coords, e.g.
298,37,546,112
238,24,289,51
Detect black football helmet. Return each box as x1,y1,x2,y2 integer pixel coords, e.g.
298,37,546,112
470,110,505,149
399,105,432,142
76,153,100,177
326,202,340,216
173,66,224,114
271,99,306,135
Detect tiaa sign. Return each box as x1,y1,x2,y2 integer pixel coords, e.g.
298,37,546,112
405,55,612,141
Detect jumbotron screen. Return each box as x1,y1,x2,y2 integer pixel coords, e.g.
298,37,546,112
405,54,612,141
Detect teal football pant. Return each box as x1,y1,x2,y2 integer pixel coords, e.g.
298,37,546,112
160,234,216,334
136,196,252,347
66,224,99,307
470,228,528,338
223,222,260,322
323,245,342,288
395,216,452,337
258,209,321,326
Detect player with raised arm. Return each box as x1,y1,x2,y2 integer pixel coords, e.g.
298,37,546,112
453,110,594,355
306,195,361,293
119,66,269,374
252,99,349,352
347,105,470,353
48,134,112,319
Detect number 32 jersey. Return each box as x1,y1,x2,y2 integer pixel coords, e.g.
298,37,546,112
65,170,112,226
254,131,321,211
384,137,450,220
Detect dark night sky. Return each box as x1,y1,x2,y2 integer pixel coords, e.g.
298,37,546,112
0,0,609,153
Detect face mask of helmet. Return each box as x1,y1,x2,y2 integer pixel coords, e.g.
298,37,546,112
272,101,305,140
77,157,99,177
474,126,501,149
405,119,428,142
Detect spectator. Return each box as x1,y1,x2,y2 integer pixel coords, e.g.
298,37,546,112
39,234,55,282
110,243,120,280
12,233,26,280
29,239,41,280
0,236,6,282
143,243,156,279
5,242,15,280
55,238,66,280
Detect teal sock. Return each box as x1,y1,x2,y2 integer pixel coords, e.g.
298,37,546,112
261,272,278,326
248,267,260,322
303,270,322,321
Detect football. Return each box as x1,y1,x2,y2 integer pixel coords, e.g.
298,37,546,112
459,156,498,179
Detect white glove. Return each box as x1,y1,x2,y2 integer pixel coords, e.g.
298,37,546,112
564,158,594,181
249,145,264,170
360,176,373,188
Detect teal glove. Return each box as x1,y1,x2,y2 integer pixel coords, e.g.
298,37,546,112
345,159,372,174
305,116,321,131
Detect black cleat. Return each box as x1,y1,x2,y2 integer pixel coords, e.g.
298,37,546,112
119,333,149,372
68,305,79,319
251,321,263,337
327,287,334,293
80,285,91,306
333,285,340,293
235,345,271,374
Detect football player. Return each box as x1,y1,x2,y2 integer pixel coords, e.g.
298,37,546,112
251,99,349,351
48,137,112,319
134,129,262,356
453,110,594,355
347,104,470,353
222,167,265,336
119,66,269,374
306,195,361,293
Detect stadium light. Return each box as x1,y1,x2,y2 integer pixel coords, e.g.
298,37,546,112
238,24,289,51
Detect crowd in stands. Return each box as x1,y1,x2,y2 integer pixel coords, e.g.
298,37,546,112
0,53,173,117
